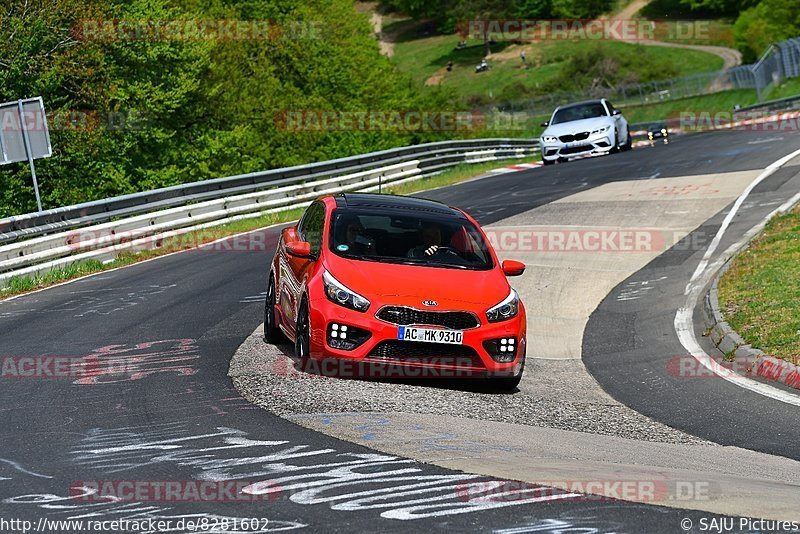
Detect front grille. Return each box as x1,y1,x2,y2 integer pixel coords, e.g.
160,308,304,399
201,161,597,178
367,340,484,368
560,145,593,155
376,306,479,329
558,132,589,142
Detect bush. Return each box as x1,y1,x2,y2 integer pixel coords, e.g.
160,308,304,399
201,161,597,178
0,0,456,217
550,0,614,19
733,0,800,62
542,44,679,94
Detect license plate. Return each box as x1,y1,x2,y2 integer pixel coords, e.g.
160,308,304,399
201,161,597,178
397,326,463,345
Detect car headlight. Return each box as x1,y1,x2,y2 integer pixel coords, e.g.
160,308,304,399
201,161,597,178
486,288,519,323
542,135,558,143
323,271,370,312
591,125,610,134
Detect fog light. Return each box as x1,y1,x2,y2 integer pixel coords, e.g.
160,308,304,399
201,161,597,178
483,337,517,362
327,323,370,351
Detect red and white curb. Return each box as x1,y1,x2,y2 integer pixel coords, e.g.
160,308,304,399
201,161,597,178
487,161,544,174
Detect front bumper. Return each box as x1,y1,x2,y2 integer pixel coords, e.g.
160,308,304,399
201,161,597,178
541,131,615,161
305,297,526,379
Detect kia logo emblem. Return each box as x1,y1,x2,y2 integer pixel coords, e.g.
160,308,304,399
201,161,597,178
422,300,437,306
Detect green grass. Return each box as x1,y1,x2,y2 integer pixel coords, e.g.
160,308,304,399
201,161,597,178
717,206,800,364
617,78,800,126
767,78,800,101
620,89,758,125
391,26,724,105
0,157,532,299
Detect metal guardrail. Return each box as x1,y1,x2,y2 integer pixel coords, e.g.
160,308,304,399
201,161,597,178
0,138,535,242
736,94,800,113
0,138,539,286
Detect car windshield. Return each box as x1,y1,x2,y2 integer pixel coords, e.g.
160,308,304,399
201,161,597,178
329,208,493,270
551,102,608,125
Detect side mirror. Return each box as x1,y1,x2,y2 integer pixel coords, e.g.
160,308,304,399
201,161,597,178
501,260,525,276
612,109,621,116
285,241,312,258
540,121,549,127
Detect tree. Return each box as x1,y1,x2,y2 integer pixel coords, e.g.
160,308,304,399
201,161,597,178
733,0,800,62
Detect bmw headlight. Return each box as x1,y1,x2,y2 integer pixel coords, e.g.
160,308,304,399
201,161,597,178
323,271,370,312
591,125,610,134
486,288,519,323
542,135,558,143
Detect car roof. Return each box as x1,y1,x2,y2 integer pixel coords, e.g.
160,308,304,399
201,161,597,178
333,193,463,217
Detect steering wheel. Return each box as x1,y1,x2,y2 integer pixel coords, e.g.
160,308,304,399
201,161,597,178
428,245,460,257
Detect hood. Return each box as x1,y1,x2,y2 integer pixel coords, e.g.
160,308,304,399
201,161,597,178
543,116,613,137
323,254,509,308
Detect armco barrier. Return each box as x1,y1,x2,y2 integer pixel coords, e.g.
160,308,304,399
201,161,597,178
0,139,538,286
0,139,536,242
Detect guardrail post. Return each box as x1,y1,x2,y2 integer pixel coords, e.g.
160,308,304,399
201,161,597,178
17,100,44,213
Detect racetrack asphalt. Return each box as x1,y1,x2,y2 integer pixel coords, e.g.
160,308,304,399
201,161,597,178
1,127,800,532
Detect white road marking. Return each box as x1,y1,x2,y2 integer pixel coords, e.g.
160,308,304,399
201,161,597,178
0,458,53,479
676,147,800,406
748,137,784,144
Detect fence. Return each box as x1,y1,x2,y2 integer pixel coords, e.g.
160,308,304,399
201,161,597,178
752,38,800,101
0,138,539,286
499,36,800,117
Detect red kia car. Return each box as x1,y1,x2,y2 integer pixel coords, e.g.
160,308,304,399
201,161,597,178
264,193,527,389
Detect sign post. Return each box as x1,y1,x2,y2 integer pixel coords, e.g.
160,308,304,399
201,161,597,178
0,97,52,212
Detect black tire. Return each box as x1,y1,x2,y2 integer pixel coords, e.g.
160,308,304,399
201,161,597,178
622,132,633,151
263,274,284,344
486,373,523,391
294,300,311,367
542,158,555,166
610,129,620,153
486,357,525,391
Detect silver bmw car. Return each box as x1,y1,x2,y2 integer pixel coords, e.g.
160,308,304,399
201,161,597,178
539,99,631,165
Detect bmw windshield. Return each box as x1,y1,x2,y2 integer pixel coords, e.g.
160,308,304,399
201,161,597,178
329,209,493,270
551,102,608,124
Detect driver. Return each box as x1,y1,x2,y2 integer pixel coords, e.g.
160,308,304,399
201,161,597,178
342,218,376,254
407,223,443,258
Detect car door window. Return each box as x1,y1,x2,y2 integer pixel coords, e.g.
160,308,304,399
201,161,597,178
605,101,616,116
300,202,325,255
